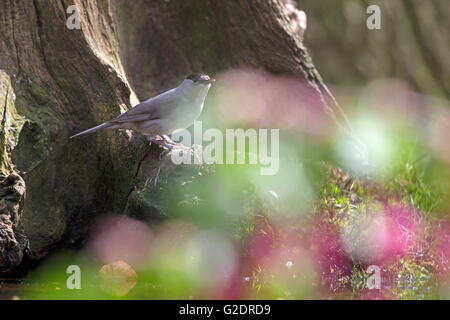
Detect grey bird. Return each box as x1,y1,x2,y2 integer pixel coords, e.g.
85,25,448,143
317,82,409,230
70,73,215,148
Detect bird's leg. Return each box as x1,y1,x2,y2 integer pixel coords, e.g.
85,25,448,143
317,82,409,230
159,143,202,163
161,135,177,146
146,135,179,160
147,135,199,163
147,135,176,150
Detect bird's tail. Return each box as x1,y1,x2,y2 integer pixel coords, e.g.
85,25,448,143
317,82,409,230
70,122,113,139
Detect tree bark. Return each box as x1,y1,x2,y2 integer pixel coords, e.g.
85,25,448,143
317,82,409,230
0,0,348,272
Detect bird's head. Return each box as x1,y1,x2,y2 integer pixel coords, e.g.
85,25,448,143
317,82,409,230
178,73,215,102
185,73,216,86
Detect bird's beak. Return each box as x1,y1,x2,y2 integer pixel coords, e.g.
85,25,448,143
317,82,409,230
206,78,216,84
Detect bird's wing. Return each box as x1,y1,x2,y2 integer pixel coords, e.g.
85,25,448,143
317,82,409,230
109,89,179,123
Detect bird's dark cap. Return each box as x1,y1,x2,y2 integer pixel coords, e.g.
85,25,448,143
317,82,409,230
186,73,215,84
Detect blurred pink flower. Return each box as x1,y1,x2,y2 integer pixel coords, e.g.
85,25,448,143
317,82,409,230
369,206,418,265
243,217,318,298
214,69,331,136
87,214,153,268
434,219,450,275
342,205,419,266
308,218,353,293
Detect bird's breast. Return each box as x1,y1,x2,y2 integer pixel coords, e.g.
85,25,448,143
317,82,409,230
169,100,204,131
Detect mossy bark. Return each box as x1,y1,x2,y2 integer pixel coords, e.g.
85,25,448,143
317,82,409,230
0,0,148,268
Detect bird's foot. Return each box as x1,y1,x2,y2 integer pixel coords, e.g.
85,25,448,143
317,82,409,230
148,136,175,150
147,136,201,162
159,144,202,162
161,135,178,146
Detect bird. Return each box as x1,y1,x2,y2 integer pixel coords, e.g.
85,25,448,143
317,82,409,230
70,73,215,149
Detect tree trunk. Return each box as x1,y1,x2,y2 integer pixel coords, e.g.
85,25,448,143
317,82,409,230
0,0,347,272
